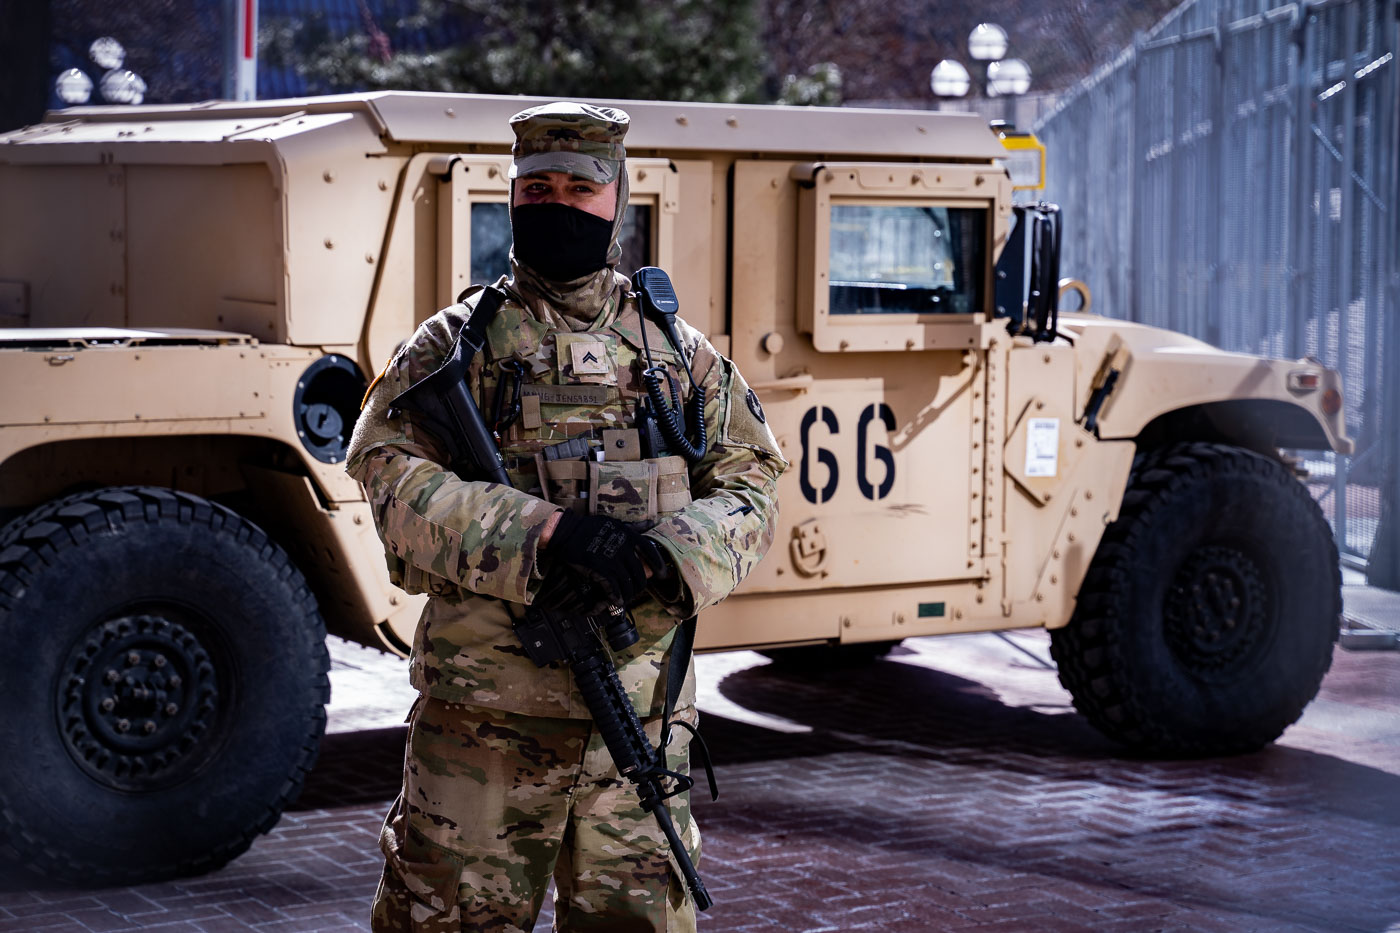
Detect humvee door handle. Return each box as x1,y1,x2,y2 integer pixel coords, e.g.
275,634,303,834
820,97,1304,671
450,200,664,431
750,374,814,394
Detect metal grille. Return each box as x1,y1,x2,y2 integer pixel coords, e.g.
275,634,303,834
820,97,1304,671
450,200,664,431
1036,0,1400,565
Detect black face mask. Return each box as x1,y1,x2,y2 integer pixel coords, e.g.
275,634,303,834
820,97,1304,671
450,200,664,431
512,202,614,282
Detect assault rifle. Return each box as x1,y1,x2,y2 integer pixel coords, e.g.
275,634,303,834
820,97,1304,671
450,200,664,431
388,286,714,911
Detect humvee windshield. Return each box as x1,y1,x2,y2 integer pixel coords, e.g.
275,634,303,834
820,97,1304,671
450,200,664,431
829,205,985,315
470,202,655,283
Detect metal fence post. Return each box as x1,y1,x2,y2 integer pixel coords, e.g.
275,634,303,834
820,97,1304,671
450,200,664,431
1331,0,1361,554
1368,0,1400,586
1131,31,1146,326
1389,0,1400,577
1208,5,1227,348
1288,2,1314,361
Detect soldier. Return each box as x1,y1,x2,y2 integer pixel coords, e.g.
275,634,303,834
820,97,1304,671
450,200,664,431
347,101,786,932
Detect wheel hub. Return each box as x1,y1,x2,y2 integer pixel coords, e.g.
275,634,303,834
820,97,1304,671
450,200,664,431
57,614,221,791
1164,545,1271,679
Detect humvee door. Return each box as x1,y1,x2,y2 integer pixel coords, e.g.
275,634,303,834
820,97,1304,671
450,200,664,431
730,161,1011,592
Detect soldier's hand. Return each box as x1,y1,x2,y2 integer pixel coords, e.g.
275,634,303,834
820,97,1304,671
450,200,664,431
546,512,651,607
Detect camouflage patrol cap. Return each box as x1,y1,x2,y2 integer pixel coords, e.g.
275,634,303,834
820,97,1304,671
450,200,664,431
509,102,629,184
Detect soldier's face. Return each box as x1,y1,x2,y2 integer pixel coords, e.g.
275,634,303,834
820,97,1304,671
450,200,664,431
513,172,618,221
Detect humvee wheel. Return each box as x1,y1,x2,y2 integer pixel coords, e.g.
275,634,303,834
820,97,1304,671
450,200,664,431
0,486,330,883
1050,442,1340,757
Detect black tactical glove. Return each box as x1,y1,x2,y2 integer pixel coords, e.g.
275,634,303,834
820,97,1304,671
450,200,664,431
546,511,652,608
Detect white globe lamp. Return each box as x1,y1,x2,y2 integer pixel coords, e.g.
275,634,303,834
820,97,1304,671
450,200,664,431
100,69,147,105
55,68,94,105
968,23,1009,62
89,37,126,71
987,58,1032,96
930,60,972,98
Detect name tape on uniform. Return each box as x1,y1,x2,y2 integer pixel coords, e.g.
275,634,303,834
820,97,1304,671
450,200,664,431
520,384,611,406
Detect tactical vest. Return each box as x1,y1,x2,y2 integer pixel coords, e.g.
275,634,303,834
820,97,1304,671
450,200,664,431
479,294,697,524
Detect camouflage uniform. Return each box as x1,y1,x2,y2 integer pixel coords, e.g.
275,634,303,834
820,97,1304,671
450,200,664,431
348,102,785,932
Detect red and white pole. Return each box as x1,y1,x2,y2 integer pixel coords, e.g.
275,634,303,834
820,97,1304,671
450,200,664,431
234,0,258,100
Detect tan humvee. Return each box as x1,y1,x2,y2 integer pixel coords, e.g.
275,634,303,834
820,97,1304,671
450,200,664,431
0,93,1348,882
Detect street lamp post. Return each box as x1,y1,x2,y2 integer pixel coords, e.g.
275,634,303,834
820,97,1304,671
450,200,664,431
931,23,1033,124
53,38,147,107
968,22,1009,62
930,60,971,98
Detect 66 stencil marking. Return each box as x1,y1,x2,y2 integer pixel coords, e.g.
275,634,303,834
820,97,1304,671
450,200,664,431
799,403,897,503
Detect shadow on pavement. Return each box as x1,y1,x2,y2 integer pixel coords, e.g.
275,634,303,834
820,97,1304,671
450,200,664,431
693,653,1400,931
288,648,1400,832
705,652,1400,828
289,725,407,812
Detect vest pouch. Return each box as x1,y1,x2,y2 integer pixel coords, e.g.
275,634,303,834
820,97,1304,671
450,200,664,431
589,460,658,523
588,456,692,522
652,455,692,515
538,454,591,515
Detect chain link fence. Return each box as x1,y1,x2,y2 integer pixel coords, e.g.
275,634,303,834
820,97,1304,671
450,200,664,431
1035,0,1400,571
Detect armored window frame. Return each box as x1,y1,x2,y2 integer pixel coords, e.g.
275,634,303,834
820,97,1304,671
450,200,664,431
465,198,656,286
794,162,1012,353
433,155,678,308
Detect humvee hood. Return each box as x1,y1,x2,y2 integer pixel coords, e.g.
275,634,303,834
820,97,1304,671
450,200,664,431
1057,312,1351,454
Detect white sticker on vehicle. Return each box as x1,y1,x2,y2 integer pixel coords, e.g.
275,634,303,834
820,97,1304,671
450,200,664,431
1025,417,1060,477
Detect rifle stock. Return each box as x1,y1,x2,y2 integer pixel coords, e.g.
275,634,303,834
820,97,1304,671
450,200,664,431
389,316,511,487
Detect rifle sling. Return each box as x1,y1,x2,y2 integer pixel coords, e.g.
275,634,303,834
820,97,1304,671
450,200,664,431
664,617,695,726
467,282,691,733
461,285,508,356
661,616,717,801
467,286,713,800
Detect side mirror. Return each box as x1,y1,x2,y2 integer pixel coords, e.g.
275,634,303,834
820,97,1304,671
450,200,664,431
993,202,1063,343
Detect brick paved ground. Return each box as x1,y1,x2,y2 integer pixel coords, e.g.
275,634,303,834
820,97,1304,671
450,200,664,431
2,628,1397,932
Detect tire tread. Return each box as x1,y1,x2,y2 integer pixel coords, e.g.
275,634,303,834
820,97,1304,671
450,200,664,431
1050,442,1340,756
0,485,330,884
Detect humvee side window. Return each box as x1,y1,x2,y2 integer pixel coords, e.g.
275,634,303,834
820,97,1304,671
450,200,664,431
619,203,653,276
470,203,512,284
469,202,654,284
793,161,1009,352
829,205,985,315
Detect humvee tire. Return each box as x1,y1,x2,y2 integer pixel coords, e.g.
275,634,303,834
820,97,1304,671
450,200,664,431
0,486,329,883
1050,442,1340,757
